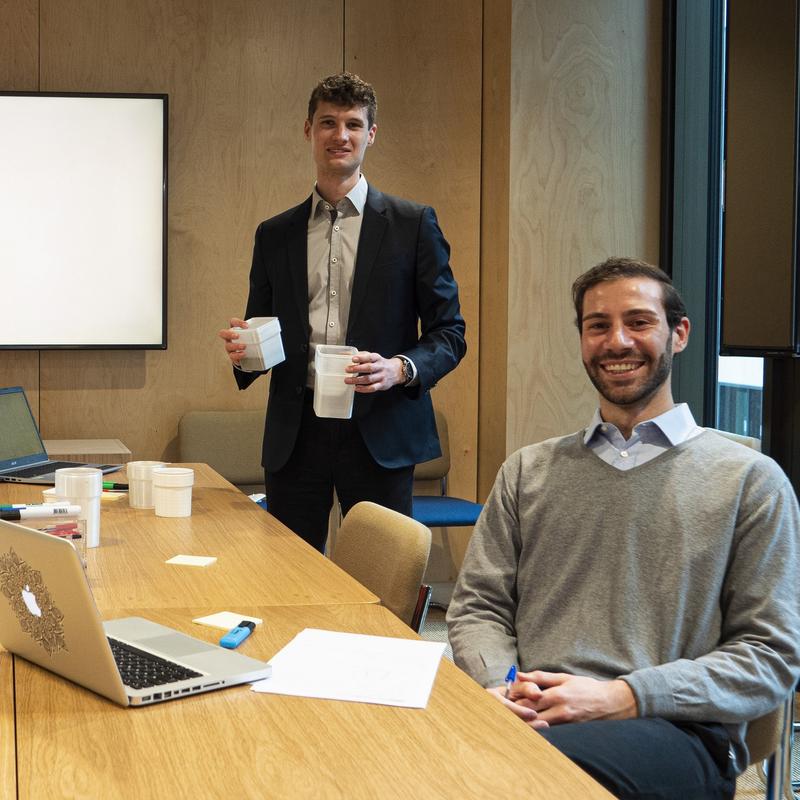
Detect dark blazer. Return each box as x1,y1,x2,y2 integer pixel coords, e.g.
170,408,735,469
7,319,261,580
235,185,467,474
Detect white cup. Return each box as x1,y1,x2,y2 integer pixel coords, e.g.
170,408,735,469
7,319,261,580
152,467,194,518
54,467,103,548
127,460,167,509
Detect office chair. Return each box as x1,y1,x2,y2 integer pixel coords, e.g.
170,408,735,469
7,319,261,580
745,695,795,800
412,407,483,528
707,427,762,451
710,428,798,797
332,501,432,632
177,409,265,495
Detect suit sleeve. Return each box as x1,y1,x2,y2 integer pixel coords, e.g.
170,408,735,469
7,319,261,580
234,222,273,391
402,206,466,393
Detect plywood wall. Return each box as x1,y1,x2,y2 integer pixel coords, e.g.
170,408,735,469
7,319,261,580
0,0,661,518
0,0,480,501
344,0,482,501
0,0,40,419
507,0,662,454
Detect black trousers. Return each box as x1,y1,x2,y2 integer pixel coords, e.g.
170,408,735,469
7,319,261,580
540,718,736,799
265,394,414,552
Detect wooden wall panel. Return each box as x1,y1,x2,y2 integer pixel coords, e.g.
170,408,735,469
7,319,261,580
36,0,342,459
345,0,482,504
478,0,511,500
0,0,40,415
0,0,38,89
508,0,662,454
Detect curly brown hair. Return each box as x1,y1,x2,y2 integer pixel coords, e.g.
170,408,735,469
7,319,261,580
307,72,377,128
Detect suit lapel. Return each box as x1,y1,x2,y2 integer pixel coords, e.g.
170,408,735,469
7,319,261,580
287,197,312,327
349,187,388,331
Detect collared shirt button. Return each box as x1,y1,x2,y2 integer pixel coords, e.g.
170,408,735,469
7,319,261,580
620,450,629,458
333,225,340,231
330,290,337,296
331,257,338,263
329,321,335,327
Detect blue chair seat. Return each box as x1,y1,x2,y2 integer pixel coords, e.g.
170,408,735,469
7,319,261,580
411,496,483,528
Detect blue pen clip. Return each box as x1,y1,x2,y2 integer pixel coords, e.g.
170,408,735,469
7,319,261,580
504,664,517,698
220,620,256,649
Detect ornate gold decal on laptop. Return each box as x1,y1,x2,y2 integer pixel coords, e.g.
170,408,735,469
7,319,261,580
0,548,67,655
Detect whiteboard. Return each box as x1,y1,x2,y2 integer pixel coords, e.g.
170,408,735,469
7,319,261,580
0,93,167,348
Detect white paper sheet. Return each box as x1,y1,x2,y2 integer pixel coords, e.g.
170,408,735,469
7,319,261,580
251,628,446,708
192,611,263,630
165,554,217,567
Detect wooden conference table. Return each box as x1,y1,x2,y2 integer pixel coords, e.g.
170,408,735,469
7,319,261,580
0,466,611,799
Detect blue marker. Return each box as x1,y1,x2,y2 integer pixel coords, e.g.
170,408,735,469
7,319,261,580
220,620,256,649
504,664,517,698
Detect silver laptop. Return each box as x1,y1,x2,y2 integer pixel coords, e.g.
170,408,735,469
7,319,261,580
0,386,120,483
0,519,270,705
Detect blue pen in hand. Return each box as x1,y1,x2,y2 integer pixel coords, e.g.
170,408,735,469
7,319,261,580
220,620,255,649
504,664,517,698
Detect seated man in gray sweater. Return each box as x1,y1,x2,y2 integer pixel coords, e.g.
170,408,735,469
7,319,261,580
447,257,800,800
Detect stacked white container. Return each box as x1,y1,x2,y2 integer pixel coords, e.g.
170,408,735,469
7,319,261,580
314,344,357,419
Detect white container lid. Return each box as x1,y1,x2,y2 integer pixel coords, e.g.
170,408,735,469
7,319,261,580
54,467,103,496
152,467,194,487
127,460,167,479
315,344,357,374
233,317,281,343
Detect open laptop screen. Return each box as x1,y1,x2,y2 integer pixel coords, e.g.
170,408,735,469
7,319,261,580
0,387,47,469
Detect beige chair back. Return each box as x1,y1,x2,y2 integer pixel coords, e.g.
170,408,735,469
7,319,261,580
746,703,785,764
707,427,761,451
178,410,264,493
332,501,432,627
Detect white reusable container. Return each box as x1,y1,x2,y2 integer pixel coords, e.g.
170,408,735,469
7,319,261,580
152,467,195,518
54,467,103,548
314,344,357,419
233,317,285,372
127,460,167,509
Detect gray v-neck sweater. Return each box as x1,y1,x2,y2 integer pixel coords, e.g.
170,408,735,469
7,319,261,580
447,430,800,772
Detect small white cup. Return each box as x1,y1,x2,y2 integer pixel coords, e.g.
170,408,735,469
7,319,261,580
152,467,194,518
54,467,103,548
127,461,167,509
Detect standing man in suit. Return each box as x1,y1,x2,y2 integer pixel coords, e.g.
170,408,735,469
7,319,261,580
219,72,466,552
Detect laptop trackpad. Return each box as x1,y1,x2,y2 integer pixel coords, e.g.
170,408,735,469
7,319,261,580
139,633,214,658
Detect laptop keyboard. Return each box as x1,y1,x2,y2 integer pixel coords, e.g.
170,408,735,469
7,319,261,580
8,461,83,478
108,637,203,690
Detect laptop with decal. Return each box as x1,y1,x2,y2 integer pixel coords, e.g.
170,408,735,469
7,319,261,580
0,519,270,705
0,386,120,483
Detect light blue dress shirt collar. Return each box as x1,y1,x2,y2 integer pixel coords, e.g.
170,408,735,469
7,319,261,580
583,403,703,470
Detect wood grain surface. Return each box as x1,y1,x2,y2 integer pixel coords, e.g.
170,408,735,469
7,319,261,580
0,0,482,523
507,0,662,453
13,604,612,799
33,0,341,462
345,0,482,504
0,649,14,800
1,463,377,609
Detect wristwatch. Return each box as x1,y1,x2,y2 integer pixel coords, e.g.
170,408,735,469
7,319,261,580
397,355,414,386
